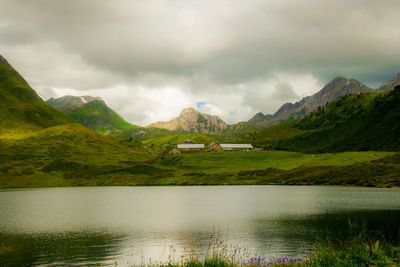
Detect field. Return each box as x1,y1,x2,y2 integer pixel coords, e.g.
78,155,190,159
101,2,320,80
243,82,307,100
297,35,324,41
1,124,399,188
143,133,218,147
157,150,392,172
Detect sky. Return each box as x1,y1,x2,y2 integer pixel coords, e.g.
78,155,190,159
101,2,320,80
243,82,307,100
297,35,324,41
1,0,400,126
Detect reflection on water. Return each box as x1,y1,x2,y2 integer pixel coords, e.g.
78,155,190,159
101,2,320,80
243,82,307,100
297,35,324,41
0,186,399,265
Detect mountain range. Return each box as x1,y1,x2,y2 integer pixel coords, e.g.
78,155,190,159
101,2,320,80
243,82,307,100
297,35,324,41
250,85,400,153
248,77,378,128
2,52,400,146
1,54,400,188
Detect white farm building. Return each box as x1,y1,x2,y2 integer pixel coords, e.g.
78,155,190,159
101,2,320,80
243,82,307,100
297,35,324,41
177,144,205,151
220,144,253,151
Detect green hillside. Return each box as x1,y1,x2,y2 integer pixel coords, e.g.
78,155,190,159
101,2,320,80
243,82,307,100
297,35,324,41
65,99,134,135
143,133,218,147
0,55,73,134
251,86,400,153
118,126,175,141
0,123,162,188
215,122,259,142
47,96,137,135
0,55,162,188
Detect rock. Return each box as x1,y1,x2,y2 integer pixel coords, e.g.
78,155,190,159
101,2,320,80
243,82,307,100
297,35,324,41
148,107,228,134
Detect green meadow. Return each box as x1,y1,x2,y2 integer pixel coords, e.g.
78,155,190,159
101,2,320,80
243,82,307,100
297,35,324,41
157,150,392,172
143,133,218,147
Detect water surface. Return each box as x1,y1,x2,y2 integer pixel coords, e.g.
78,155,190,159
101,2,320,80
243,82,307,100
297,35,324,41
0,186,399,265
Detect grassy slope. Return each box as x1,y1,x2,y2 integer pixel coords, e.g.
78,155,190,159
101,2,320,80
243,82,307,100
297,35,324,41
0,55,73,134
118,126,176,141
251,87,400,153
215,122,259,142
0,55,167,188
65,100,134,135
0,123,167,188
143,133,218,147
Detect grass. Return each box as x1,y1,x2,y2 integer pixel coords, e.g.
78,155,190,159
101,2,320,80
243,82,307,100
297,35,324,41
65,99,134,135
157,150,392,172
0,55,73,134
1,130,399,188
143,133,218,148
0,123,170,188
130,219,400,266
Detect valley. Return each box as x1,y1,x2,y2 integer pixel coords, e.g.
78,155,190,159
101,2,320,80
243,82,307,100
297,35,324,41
0,54,400,188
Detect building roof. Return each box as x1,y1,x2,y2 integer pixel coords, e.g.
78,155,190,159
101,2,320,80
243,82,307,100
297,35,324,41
177,144,205,149
207,141,219,147
184,139,194,143
220,144,253,149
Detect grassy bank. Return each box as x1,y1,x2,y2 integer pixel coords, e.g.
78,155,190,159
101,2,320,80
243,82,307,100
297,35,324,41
126,221,400,266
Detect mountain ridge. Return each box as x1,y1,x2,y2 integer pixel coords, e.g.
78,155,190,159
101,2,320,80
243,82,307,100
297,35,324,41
250,86,400,153
248,76,374,129
148,107,228,134
0,54,74,133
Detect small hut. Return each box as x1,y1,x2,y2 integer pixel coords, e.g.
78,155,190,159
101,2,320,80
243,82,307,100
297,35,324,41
207,142,221,152
184,139,194,143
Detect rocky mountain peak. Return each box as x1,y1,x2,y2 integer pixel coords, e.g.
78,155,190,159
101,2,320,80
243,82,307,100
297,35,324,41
149,107,228,134
180,107,197,115
378,72,400,92
248,76,373,128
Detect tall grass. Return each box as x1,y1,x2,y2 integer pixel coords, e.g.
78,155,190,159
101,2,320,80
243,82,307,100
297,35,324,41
124,222,399,267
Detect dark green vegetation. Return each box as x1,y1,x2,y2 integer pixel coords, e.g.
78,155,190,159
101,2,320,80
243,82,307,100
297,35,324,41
0,55,73,134
143,133,217,148
48,96,135,135
177,218,400,266
154,151,400,187
118,125,176,141
251,86,400,153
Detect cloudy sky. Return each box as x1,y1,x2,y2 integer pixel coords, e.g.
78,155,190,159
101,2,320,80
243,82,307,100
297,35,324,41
1,0,400,125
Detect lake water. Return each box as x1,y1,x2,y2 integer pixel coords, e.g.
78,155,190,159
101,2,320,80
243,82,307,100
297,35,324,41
0,186,399,266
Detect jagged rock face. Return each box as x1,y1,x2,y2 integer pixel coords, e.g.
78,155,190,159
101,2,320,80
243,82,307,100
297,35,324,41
47,95,102,112
149,107,228,134
378,73,400,92
248,77,373,128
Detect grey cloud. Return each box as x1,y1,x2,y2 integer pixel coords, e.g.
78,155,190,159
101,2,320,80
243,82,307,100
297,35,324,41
0,0,399,123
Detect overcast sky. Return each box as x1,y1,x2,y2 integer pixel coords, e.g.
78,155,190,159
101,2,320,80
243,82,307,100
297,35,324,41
1,0,400,125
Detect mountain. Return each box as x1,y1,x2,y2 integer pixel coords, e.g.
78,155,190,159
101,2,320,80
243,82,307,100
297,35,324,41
47,95,102,112
0,55,73,133
251,86,400,153
0,55,159,188
248,112,272,127
378,73,400,92
47,95,134,135
249,77,374,129
148,107,228,134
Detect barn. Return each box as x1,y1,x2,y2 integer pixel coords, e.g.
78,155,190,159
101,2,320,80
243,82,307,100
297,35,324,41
177,144,205,151
220,144,253,151
207,142,221,152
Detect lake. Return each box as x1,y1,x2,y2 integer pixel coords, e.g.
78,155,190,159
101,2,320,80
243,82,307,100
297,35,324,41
0,186,399,266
